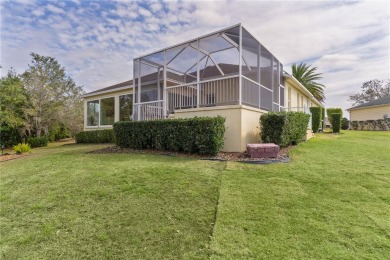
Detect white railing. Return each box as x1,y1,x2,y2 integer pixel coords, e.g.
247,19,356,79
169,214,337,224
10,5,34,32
167,84,197,113
287,107,311,113
241,76,273,111
134,100,164,121
166,76,239,113
199,77,239,106
135,75,282,120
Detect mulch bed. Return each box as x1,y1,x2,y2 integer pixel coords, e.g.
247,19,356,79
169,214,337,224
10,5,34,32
88,145,294,163
0,153,28,162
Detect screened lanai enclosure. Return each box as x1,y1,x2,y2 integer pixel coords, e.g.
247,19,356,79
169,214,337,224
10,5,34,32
133,24,284,121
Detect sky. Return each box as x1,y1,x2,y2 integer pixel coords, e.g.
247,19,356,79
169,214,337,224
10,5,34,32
1,0,389,116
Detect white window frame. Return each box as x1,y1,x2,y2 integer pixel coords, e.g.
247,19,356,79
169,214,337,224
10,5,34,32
118,93,134,121
85,95,116,129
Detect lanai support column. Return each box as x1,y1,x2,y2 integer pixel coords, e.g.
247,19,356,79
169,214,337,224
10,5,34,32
239,24,242,105
196,38,200,108
163,50,167,118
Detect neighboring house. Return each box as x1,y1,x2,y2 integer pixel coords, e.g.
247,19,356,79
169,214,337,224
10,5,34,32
83,24,323,152
347,96,390,122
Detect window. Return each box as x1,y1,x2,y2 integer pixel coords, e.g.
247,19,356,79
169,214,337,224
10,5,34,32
100,97,115,125
288,87,291,109
297,93,300,108
119,94,133,121
87,100,99,126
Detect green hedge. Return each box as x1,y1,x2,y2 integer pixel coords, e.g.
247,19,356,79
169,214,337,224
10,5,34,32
27,136,48,148
260,112,310,147
75,129,115,143
309,107,322,133
331,113,342,133
113,116,225,155
326,108,343,128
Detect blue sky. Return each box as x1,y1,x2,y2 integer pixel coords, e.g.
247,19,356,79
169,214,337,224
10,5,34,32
1,0,389,115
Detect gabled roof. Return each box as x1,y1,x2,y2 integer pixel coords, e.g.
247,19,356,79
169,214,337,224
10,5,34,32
347,95,390,111
83,80,133,97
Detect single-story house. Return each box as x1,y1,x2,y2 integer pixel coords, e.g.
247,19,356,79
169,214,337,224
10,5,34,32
83,24,323,152
347,96,390,121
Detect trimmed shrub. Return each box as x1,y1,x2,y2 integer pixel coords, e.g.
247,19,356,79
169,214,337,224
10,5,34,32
27,136,48,148
309,107,322,133
13,143,31,154
331,113,342,133
326,108,343,128
75,129,115,143
113,116,225,155
321,108,326,129
260,111,310,147
341,117,349,130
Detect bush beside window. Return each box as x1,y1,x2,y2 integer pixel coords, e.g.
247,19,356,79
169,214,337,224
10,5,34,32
260,112,310,147
113,116,225,155
75,129,115,143
309,107,322,133
27,136,48,148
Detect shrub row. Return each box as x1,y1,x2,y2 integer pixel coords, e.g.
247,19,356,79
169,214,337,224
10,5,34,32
113,116,225,155
260,111,310,147
350,118,390,131
309,107,322,133
75,129,115,143
27,136,48,148
331,113,341,133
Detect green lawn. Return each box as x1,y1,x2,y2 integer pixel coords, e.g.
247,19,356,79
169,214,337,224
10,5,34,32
1,131,389,259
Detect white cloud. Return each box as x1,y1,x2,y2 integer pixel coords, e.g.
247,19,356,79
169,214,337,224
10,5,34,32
32,8,45,16
139,7,152,17
46,4,65,14
1,0,389,115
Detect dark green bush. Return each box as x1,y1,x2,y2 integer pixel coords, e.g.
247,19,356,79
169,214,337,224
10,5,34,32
341,117,349,130
75,129,115,143
326,108,343,128
27,136,49,148
309,107,322,133
260,112,310,147
113,116,225,155
0,125,23,147
331,113,342,133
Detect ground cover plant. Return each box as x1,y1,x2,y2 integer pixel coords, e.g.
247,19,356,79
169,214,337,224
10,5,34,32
1,131,389,259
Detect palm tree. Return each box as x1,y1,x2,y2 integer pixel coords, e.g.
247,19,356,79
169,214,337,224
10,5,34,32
292,63,325,102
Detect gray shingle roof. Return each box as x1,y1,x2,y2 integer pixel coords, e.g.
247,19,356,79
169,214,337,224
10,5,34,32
348,95,390,110
84,80,133,95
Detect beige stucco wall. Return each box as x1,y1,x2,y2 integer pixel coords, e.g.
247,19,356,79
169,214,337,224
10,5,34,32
284,80,316,109
349,105,390,121
83,88,133,131
174,105,264,152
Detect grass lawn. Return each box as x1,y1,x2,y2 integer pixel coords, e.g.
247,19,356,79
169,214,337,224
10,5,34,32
1,131,389,259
